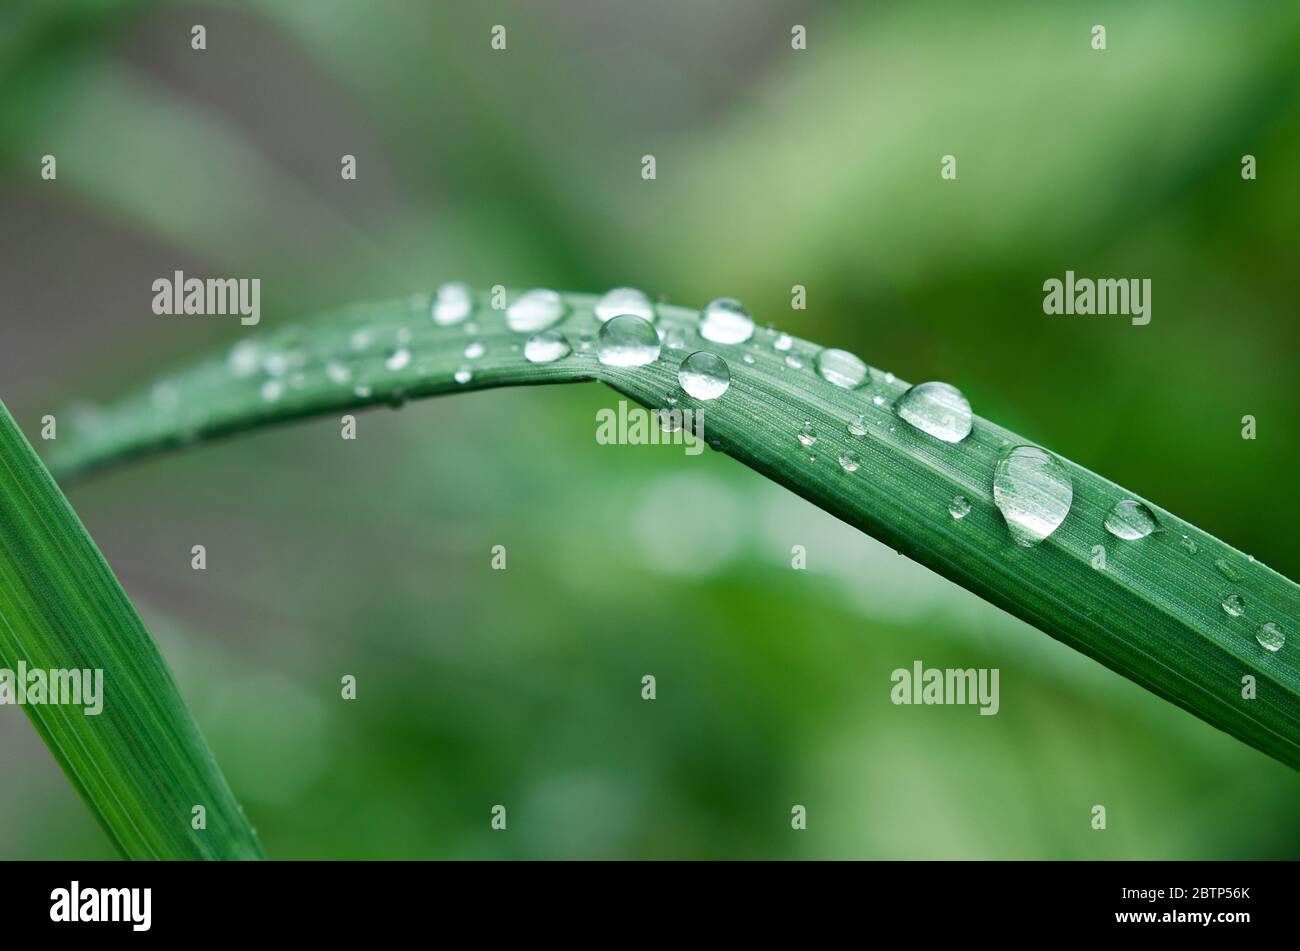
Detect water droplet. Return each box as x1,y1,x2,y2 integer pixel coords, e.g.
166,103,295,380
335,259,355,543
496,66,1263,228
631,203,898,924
506,289,566,333
797,421,816,447
263,351,290,377
884,371,896,384
784,354,803,370
1221,593,1244,618
353,383,373,399
871,394,886,407
350,329,372,352
1214,558,1242,582
260,379,284,403
895,381,973,443
228,340,260,377
698,298,754,345
837,450,861,472
657,408,682,433
596,314,661,367
325,361,352,385
993,446,1073,547
771,332,794,354
1256,621,1285,652
432,282,473,326
678,351,731,400
742,352,755,365
848,414,869,436
1179,535,1199,555
524,330,571,364
950,495,971,520
595,287,655,323
464,341,485,359
454,367,473,384
386,348,411,371
816,349,868,388
663,327,687,350
1104,499,1158,540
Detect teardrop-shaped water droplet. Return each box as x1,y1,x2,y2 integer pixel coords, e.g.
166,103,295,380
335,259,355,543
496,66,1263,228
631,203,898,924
698,298,755,345
1214,558,1242,582
386,348,411,371
993,446,1074,547
773,332,793,352
847,414,869,436
895,381,973,443
1104,499,1158,540
506,289,566,333
816,349,868,388
432,282,473,326
524,330,571,364
837,450,861,472
1221,593,1245,618
453,367,473,384
596,314,661,367
464,341,485,359
949,495,971,520
678,351,731,399
595,287,655,323
797,421,817,447
1256,621,1285,652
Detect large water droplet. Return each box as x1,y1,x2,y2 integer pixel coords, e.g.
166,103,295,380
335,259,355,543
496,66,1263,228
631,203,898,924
895,382,973,443
506,289,566,333
1104,499,1158,540
1256,621,1285,652
949,495,971,520
816,349,868,388
678,351,731,399
993,446,1074,547
432,282,473,326
596,314,661,367
595,287,655,323
698,298,755,345
524,330,571,364
1221,593,1244,618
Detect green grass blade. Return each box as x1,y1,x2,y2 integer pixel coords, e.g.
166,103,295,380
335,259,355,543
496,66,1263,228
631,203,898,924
43,290,1300,770
0,400,263,859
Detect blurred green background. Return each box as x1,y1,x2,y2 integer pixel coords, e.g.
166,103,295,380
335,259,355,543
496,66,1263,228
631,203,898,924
1,0,1298,859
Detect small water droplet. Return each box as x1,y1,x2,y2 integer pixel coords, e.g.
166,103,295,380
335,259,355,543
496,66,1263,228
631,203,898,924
742,352,755,365
1214,558,1242,582
263,351,290,377
784,354,803,370
260,379,284,403
678,351,731,399
993,445,1073,547
847,414,869,436
895,381,973,442
1104,499,1158,540
228,340,260,377
325,361,351,385
506,289,566,333
454,367,473,384
698,298,755,345
524,330,571,364
884,371,896,384
949,495,971,520
1256,621,1285,652
464,341,485,359
595,287,655,323
837,450,861,472
386,348,411,371
797,421,816,447
773,333,793,352
1221,593,1245,618
596,314,661,367
871,393,886,407
816,349,868,388
353,383,373,399
1179,535,1199,555
432,282,473,325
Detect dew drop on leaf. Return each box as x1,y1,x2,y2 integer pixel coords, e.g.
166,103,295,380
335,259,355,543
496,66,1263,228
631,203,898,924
1256,621,1285,652
432,282,473,326
1215,558,1242,582
1104,499,1158,540
993,445,1073,547
597,314,661,367
595,287,655,323
797,421,817,447
678,351,731,400
386,348,411,371
837,450,861,472
698,298,754,345
464,341,485,359
773,333,793,352
1221,593,1245,618
506,289,566,333
895,381,973,443
816,349,868,388
523,330,571,364
847,414,868,436
949,495,971,520
454,368,472,384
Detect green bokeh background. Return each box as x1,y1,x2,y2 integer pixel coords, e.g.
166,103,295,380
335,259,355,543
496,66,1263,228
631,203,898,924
1,0,1297,858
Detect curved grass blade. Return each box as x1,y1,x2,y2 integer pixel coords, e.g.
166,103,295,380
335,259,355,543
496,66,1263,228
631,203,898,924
44,290,1300,770
0,401,263,859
